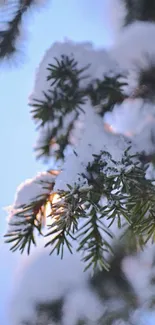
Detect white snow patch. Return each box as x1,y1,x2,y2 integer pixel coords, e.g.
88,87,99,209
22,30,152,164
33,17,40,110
62,287,103,325
104,0,127,41
122,246,155,305
103,98,155,153
111,22,155,70
54,101,127,192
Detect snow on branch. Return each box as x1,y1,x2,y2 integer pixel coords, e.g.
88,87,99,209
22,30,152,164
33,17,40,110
5,22,155,271
5,170,59,253
5,145,155,271
29,41,127,162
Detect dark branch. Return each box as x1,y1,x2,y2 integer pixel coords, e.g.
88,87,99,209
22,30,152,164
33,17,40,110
0,0,41,58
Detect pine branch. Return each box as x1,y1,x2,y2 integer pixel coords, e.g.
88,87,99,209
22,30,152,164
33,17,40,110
0,0,42,58
31,55,89,125
30,55,127,162
5,198,46,254
87,74,127,114
31,52,155,163
5,147,155,271
4,176,55,254
44,186,87,257
77,206,114,272
43,149,155,269
30,55,89,161
35,110,79,161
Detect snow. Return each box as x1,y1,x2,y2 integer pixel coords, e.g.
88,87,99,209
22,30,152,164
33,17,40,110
54,101,126,191
122,247,154,305
104,98,145,135
29,40,117,163
104,0,127,41
111,22,155,69
62,287,103,325
34,110,79,162
29,40,114,103
29,22,155,169
103,98,155,154
102,21,155,153
12,171,57,207
7,171,59,232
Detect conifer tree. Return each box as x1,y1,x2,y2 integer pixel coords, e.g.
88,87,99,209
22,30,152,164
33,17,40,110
4,0,155,324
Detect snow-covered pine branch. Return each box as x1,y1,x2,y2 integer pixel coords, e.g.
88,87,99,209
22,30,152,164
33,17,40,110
6,18,155,270
5,1,155,325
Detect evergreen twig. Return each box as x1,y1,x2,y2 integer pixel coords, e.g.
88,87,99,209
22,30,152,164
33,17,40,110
0,0,42,58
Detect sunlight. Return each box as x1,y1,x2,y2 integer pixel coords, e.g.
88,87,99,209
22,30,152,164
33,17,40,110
44,192,64,227
104,122,117,134
104,113,155,138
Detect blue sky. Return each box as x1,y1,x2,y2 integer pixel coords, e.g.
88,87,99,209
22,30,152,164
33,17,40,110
0,1,112,324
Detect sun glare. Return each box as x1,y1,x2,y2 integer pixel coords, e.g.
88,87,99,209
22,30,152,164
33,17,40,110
43,193,64,227
104,122,117,134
